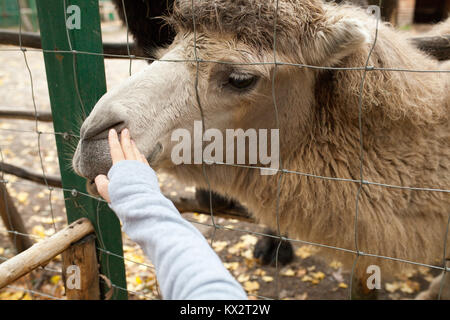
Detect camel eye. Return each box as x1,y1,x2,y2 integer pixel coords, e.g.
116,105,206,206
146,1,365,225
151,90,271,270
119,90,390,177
228,72,257,91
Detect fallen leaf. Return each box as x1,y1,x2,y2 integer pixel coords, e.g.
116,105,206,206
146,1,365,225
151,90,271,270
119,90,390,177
243,281,260,292
262,276,274,283
280,268,296,277
400,280,420,294
223,262,239,271
254,269,266,276
237,274,250,283
296,268,307,277
338,283,348,289
240,234,258,246
16,192,28,204
50,275,61,285
385,282,401,293
32,225,45,238
311,271,326,281
212,241,228,252
295,245,319,259
329,260,343,270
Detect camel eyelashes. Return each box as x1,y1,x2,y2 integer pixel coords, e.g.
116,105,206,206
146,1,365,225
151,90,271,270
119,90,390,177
227,72,258,91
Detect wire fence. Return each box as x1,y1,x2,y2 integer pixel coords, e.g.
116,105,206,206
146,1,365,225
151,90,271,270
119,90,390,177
0,0,449,300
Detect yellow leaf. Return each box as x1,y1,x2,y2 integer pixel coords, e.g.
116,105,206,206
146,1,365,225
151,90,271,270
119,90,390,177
17,192,28,204
135,276,142,285
237,274,250,283
329,260,343,270
0,247,4,255
240,235,258,246
32,225,45,238
228,242,246,255
50,275,61,285
241,249,254,260
21,293,32,300
280,268,296,277
262,276,274,283
400,280,420,294
311,271,326,281
223,262,239,271
385,282,400,293
243,281,260,292
212,241,228,252
254,269,266,276
296,268,307,277
295,245,319,258
338,283,348,289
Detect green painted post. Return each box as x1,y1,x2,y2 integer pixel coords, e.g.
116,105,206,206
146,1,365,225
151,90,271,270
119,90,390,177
35,0,127,299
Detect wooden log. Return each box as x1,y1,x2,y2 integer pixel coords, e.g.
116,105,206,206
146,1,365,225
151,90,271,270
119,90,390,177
62,233,100,300
0,162,62,188
0,29,449,61
0,29,138,58
0,218,94,289
0,106,52,122
0,183,33,253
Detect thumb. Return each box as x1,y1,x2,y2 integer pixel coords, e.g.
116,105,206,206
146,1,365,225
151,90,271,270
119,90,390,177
94,174,111,203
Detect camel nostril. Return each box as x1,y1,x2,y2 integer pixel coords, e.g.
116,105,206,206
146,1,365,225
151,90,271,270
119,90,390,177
83,122,126,141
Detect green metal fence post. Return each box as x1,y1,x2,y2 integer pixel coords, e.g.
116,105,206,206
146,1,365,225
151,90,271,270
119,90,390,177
35,0,127,299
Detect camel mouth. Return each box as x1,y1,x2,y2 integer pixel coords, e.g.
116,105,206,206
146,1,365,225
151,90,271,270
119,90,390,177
73,138,113,181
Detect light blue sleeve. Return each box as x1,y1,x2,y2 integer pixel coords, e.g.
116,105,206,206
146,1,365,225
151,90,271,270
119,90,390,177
107,160,247,300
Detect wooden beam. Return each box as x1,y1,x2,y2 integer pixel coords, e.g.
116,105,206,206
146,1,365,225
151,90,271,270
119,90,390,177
0,29,138,58
0,218,94,289
62,233,100,300
0,29,449,61
0,106,52,122
0,183,33,253
0,161,62,188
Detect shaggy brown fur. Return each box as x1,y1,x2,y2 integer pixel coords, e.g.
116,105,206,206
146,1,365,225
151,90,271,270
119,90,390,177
166,0,450,276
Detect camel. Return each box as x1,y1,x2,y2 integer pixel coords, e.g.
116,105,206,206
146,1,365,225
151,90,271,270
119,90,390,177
73,0,450,298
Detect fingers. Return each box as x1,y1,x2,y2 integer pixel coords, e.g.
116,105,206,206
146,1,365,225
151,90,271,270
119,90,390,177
130,140,141,161
109,128,149,165
95,175,111,203
120,128,137,160
109,129,125,164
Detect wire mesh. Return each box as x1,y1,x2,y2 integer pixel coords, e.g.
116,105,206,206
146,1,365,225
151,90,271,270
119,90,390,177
0,0,449,300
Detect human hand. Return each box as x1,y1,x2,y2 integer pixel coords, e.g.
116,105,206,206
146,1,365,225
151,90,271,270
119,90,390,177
94,128,149,202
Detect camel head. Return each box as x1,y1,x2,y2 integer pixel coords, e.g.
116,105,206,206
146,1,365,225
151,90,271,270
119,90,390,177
72,0,371,181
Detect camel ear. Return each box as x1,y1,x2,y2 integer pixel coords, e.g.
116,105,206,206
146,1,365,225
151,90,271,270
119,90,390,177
304,17,370,66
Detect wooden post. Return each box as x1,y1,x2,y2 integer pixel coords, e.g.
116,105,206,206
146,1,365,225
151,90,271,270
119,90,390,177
0,183,33,253
0,218,94,289
35,0,127,299
62,233,100,300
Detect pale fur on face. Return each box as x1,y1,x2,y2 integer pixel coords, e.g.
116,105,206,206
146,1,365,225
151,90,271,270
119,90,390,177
74,0,450,282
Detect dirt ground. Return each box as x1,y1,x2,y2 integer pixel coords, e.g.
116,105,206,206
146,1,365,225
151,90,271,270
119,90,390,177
0,22,443,300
